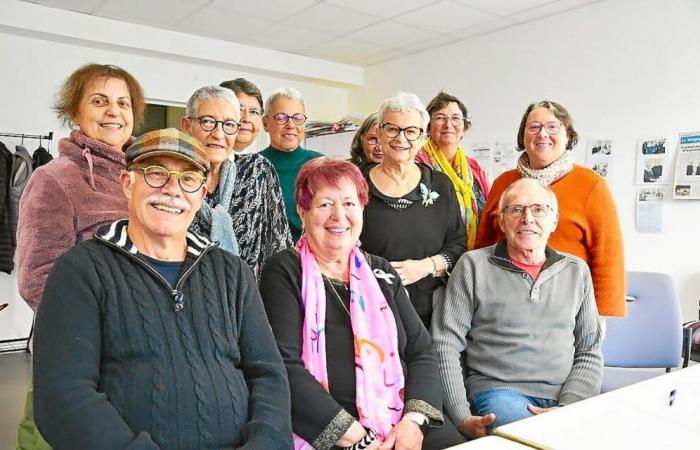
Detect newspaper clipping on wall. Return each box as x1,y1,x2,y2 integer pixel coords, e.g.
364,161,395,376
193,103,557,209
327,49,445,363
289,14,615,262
585,139,613,179
635,137,670,185
672,131,700,199
470,142,518,182
636,187,664,233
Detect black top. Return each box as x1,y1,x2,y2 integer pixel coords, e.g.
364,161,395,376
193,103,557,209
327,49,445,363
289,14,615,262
259,248,443,450
360,164,467,320
33,220,292,450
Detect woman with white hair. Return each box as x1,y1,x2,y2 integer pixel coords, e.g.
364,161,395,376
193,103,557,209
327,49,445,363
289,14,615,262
260,87,323,242
182,85,292,277
360,92,466,328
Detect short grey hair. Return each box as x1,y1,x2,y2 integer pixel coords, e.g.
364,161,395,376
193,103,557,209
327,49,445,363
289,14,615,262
376,92,430,130
264,87,305,114
185,85,240,118
498,178,559,215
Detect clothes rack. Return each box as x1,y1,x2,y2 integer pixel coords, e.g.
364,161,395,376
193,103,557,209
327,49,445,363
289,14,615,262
0,131,53,141
0,131,52,353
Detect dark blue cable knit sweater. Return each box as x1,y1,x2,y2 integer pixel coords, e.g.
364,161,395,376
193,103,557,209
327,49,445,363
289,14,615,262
33,220,292,450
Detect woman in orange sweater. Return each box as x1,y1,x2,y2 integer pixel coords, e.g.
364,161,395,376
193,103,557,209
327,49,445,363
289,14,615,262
475,101,625,317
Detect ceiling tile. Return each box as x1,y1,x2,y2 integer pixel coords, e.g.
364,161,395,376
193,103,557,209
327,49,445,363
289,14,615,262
178,5,271,43
451,0,553,17
301,37,392,65
285,3,383,34
23,0,104,14
395,0,497,33
95,0,209,28
346,20,441,49
243,26,331,53
448,17,516,40
359,48,414,67
508,0,598,23
210,0,319,21
325,0,439,19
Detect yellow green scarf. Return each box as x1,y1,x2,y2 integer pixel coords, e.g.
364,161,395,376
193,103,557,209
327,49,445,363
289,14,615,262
423,139,478,249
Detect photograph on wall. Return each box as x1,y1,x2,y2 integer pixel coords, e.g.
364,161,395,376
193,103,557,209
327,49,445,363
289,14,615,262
635,187,664,233
672,131,700,199
635,137,670,185
470,142,518,181
585,139,613,178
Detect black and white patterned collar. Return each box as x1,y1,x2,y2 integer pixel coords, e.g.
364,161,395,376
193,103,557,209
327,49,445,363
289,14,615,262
95,219,214,257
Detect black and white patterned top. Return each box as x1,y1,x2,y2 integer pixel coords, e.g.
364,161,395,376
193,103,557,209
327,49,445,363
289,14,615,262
191,153,293,278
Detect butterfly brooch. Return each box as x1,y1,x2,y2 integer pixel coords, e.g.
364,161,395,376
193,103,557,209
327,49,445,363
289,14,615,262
419,183,440,206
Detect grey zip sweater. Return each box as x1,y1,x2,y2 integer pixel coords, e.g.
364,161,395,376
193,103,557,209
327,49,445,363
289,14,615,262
431,241,602,424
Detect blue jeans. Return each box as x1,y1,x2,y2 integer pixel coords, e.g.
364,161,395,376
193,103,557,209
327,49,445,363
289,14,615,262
471,388,558,429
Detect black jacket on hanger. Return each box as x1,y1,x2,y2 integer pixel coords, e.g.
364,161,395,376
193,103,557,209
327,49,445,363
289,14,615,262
0,141,14,273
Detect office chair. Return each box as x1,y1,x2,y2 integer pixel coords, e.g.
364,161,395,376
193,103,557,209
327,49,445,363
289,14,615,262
600,271,684,393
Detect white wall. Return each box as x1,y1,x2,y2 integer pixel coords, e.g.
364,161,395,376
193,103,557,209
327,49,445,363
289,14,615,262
0,2,358,341
350,0,700,321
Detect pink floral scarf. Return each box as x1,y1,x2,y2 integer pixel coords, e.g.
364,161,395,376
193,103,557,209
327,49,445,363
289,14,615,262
294,237,405,449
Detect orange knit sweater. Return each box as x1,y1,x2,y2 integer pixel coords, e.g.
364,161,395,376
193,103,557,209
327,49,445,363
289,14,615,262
475,165,626,316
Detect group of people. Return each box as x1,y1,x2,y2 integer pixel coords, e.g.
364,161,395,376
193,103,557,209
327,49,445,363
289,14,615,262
14,62,625,450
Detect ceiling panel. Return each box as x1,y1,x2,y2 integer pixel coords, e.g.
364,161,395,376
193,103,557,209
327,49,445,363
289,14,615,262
243,25,333,54
95,0,208,28
451,0,554,17
325,0,439,19
210,0,319,21
301,37,393,65
178,5,271,42
508,0,599,23
448,17,517,40
23,0,103,14
285,3,383,34
346,20,441,49
395,0,498,34
18,0,605,67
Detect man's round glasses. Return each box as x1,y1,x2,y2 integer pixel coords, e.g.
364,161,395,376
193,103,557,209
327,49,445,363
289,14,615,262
379,123,424,142
188,115,240,135
135,165,206,193
501,204,552,218
432,114,465,127
271,112,307,125
525,121,562,135
240,105,263,117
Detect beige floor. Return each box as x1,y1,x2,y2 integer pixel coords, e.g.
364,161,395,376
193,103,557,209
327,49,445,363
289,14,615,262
0,352,31,450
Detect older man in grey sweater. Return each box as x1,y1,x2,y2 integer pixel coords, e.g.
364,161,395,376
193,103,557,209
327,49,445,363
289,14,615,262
432,178,602,439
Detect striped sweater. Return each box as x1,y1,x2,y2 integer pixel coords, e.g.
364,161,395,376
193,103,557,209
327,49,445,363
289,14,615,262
431,241,603,424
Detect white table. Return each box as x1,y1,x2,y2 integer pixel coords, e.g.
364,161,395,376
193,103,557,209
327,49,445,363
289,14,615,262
492,364,700,449
445,435,531,449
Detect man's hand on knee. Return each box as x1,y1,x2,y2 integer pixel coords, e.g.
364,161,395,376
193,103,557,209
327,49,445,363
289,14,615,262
458,413,496,439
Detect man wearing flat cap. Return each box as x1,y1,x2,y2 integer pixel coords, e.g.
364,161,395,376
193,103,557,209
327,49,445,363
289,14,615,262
33,128,292,450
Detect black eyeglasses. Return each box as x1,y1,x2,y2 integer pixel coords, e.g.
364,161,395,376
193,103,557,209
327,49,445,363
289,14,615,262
188,115,240,135
134,165,206,193
379,122,424,141
501,204,552,218
525,121,562,135
271,112,307,125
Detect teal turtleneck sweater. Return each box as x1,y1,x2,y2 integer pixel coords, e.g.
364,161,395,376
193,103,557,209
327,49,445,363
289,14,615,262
260,145,323,242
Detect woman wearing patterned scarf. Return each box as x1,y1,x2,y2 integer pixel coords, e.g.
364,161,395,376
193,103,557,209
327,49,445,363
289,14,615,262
416,91,490,250
476,100,625,318
259,158,464,450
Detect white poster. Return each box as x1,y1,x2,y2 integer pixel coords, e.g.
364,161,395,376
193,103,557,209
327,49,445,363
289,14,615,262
672,131,700,199
470,142,518,181
635,187,664,233
585,139,613,178
635,137,670,185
